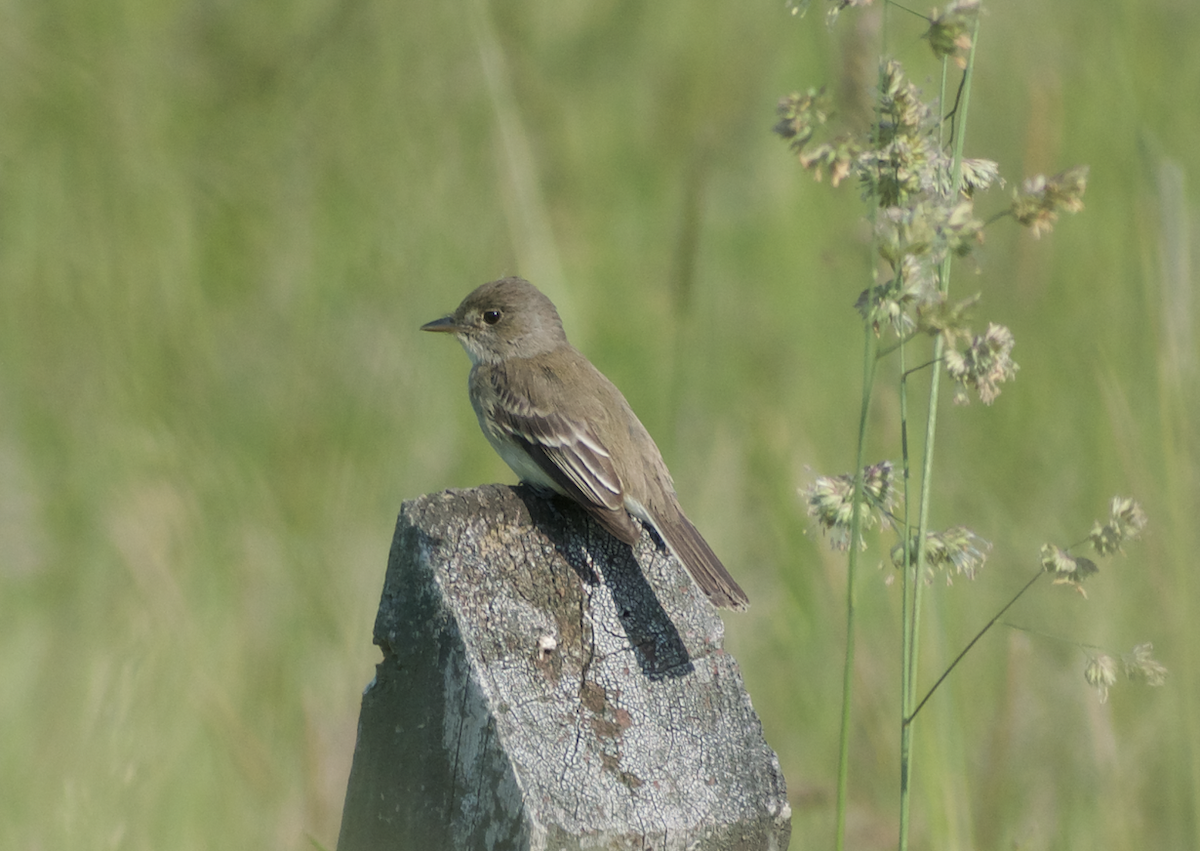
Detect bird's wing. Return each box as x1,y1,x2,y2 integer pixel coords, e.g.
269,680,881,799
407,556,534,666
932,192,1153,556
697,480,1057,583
486,374,642,544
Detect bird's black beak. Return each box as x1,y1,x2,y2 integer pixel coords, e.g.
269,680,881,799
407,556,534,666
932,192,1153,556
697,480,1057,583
421,316,460,333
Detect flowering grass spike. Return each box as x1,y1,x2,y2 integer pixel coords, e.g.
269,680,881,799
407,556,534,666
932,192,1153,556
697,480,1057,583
1090,496,1148,555
1086,643,1167,702
1011,166,1089,238
1085,654,1119,703
1041,496,1147,596
943,323,1018,404
803,461,896,551
924,0,981,69
890,526,991,583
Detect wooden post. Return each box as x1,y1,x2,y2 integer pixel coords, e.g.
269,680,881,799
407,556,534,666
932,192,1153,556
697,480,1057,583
337,484,791,851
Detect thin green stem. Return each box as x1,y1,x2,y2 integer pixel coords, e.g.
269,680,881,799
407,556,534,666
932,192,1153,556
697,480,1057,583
906,568,1044,724
877,334,922,360
897,332,915,849
899,344,913,704
834,7,891,847
834,324,879,851
1001,620,1110,651
898,18,980,851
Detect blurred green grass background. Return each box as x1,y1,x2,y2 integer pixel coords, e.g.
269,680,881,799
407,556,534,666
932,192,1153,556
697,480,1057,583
1,0,1197,848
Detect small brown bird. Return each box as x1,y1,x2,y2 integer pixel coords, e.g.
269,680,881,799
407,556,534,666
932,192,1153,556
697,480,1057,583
422,276,748,610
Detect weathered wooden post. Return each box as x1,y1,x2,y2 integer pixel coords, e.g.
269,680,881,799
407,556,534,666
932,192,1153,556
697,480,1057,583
337,483,791,851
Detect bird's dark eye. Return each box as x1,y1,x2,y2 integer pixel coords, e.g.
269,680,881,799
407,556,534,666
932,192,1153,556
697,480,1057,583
483,309,502,325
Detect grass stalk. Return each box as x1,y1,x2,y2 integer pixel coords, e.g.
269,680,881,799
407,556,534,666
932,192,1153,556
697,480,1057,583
897,335,916,850
907,568,1043,724
897,18,980,851
833,9,891,844
834,324,880,851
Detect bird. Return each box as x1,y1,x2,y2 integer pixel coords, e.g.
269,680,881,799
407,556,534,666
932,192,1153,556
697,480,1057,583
421,276,748,610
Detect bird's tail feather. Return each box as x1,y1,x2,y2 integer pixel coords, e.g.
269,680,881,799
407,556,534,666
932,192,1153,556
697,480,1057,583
628,499,749,610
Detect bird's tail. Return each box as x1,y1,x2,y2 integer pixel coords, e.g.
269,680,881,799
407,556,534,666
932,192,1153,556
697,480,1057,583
630,499,749,610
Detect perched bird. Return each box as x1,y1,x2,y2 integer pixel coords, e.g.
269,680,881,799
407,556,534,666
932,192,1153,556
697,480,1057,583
422,276,748,610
